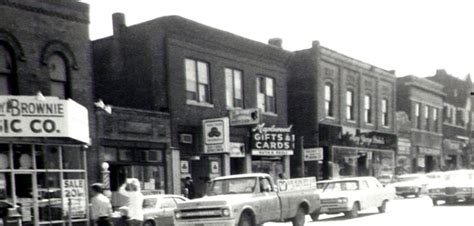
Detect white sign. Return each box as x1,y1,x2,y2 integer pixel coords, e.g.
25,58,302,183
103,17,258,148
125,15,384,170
0,96,90,144
230,142,245,158
252,150,294,156
180,160,189,174
210,161,219,174
62,179,87,218
203,117,230,154
229,108,261,126
304,148,323,161
277,177,317,192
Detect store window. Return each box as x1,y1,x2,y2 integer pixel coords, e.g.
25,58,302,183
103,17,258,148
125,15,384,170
225,68,243,108
332,147,394,178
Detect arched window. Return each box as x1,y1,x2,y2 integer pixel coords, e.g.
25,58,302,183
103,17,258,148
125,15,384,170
47,53,69,98
0,44,13,95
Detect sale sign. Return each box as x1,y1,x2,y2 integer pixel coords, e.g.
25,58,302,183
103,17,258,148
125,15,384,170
62,179,87,218
0,96,90,144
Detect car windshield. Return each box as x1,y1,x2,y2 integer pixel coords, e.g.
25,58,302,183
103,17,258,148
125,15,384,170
207,177,257,196
322,181,359,192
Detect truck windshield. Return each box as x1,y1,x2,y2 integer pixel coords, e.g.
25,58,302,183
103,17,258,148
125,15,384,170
207,178,257,195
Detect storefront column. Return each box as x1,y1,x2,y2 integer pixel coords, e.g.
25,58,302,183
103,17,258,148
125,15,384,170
283,155,291,178
244,154,252,173
222,154,231,176
169,147,181,194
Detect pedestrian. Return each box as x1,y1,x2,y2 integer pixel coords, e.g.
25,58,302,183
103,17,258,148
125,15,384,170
114,206,130,226
90,183,112,226
123,178,144,226
184,177,195,199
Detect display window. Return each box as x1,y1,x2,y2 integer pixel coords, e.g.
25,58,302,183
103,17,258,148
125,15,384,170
0,143,87,226
332,146,394,178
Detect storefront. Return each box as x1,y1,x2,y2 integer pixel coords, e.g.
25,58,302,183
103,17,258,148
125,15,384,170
442,138,466,170
0,95,90,226
96,107,175,207
415,147,441,173
396,138,412,174
319,124,397,179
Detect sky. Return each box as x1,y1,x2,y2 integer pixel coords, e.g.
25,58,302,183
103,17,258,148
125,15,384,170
80,0,473,80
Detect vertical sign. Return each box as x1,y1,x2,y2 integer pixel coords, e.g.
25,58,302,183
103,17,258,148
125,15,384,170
203,117,230,154
62,179,86,218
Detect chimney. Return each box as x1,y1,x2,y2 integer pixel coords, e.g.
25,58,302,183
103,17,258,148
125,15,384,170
112,12,126,36
435,69,447,76
268,38,282,48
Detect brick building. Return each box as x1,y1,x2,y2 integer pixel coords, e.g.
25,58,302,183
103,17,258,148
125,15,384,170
92,14,293,197
427,69,472,169
396,75,445,173
0,0,93,224
289,41,397,180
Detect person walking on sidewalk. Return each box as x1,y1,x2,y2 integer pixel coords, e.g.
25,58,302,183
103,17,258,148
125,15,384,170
90,183,112,226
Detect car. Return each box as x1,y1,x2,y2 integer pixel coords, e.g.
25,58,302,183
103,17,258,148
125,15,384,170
388,173,429,198
142,194,189,226
428,169,474,205
376,174,394,186
113,194,189,226
314,177,395,219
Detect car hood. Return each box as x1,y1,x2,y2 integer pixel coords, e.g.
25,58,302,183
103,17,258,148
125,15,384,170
177,193,255,209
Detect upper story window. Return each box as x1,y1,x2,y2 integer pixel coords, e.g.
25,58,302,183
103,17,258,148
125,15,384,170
415,103,421,129
433,108,439,132
456,109,466,127
381,98,389,126
0,45,14,95
324,84,334,117
346,90,354,121
48,54,69,99
225,68,243,108
185,58,210,103
424,106,430,131
364,94,372,124
256,76,275,113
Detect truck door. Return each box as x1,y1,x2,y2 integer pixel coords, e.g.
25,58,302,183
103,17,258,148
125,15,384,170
257,177,281,223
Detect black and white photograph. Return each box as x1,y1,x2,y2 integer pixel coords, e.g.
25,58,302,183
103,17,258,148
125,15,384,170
0,0,473,225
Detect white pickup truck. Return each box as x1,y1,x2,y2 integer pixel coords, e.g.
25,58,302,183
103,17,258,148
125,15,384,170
174,173,321,226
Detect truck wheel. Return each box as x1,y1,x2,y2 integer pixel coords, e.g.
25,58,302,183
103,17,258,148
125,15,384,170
143,220,155,226
310,211,320,221
378,200,387,213
432,199,438,206
292,207,306,226
344,202,359,218
239,212,254,226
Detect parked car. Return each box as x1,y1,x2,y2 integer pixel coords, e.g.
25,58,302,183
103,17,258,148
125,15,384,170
428,169,474,205
315,177,395,219
388,173,429,198
376,174,393,186
113,194,189,226
174,173,321,226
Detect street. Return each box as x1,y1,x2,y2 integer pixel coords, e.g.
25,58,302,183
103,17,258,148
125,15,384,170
264,196,473,226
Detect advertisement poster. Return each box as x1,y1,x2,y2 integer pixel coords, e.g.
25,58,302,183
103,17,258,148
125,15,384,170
62,179,87,218
202,117,230,154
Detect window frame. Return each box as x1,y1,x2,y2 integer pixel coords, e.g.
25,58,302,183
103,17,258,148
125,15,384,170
256,75,276,114
225,68,244,109
381,98,389,127
415,103,421,129
324,83,334,117
424,105,430,131
364,94,372,124
47,53,70,99
0,44,15,95
346,89,354,121
185,58,211,104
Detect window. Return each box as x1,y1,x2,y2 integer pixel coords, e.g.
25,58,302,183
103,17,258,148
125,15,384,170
185,59,210,103
364,95,372,124
424,106,430,131
225,68,243,108
415,103,421,129
346,90,354,121
324,84,334,117
381,99,389,126
48,54,68,98
0,45,14,95
256,76,275,113
433,108,439,132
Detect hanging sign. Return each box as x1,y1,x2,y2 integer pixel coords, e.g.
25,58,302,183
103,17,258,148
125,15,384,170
304,148,323,161
229,108,261,126
62,179,87,218
229,142,245,158
203,117,230,154
251,123,295,156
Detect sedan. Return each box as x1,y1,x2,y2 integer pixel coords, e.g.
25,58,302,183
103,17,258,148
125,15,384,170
142,194,189,226
388,174,429,198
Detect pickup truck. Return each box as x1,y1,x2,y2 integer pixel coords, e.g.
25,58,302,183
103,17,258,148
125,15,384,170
174,173,321,226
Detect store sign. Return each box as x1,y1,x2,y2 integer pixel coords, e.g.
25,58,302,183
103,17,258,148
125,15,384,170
229,108,261,126
229,142,245,158
62,179,86,218
277,177,316,192
0,96,90,144
210,161,220,174
419,147,441,155
251,124,295,156
304,148,323,161
180,160,190,174
203,117,230,154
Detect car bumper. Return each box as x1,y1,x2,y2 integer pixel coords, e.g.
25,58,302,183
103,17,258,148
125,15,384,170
175,219,236,226
429,193,472,200
319,204,351,214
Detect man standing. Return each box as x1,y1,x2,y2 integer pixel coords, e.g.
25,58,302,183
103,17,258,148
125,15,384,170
90,183,112,226
184,177,195,199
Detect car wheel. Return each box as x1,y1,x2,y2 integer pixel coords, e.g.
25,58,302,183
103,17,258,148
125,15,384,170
310,211,320,221
239,212,255,226
291,206,306,226
143,220,155,226
378,200,387,213
344,202,359,218
432,199,438,206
